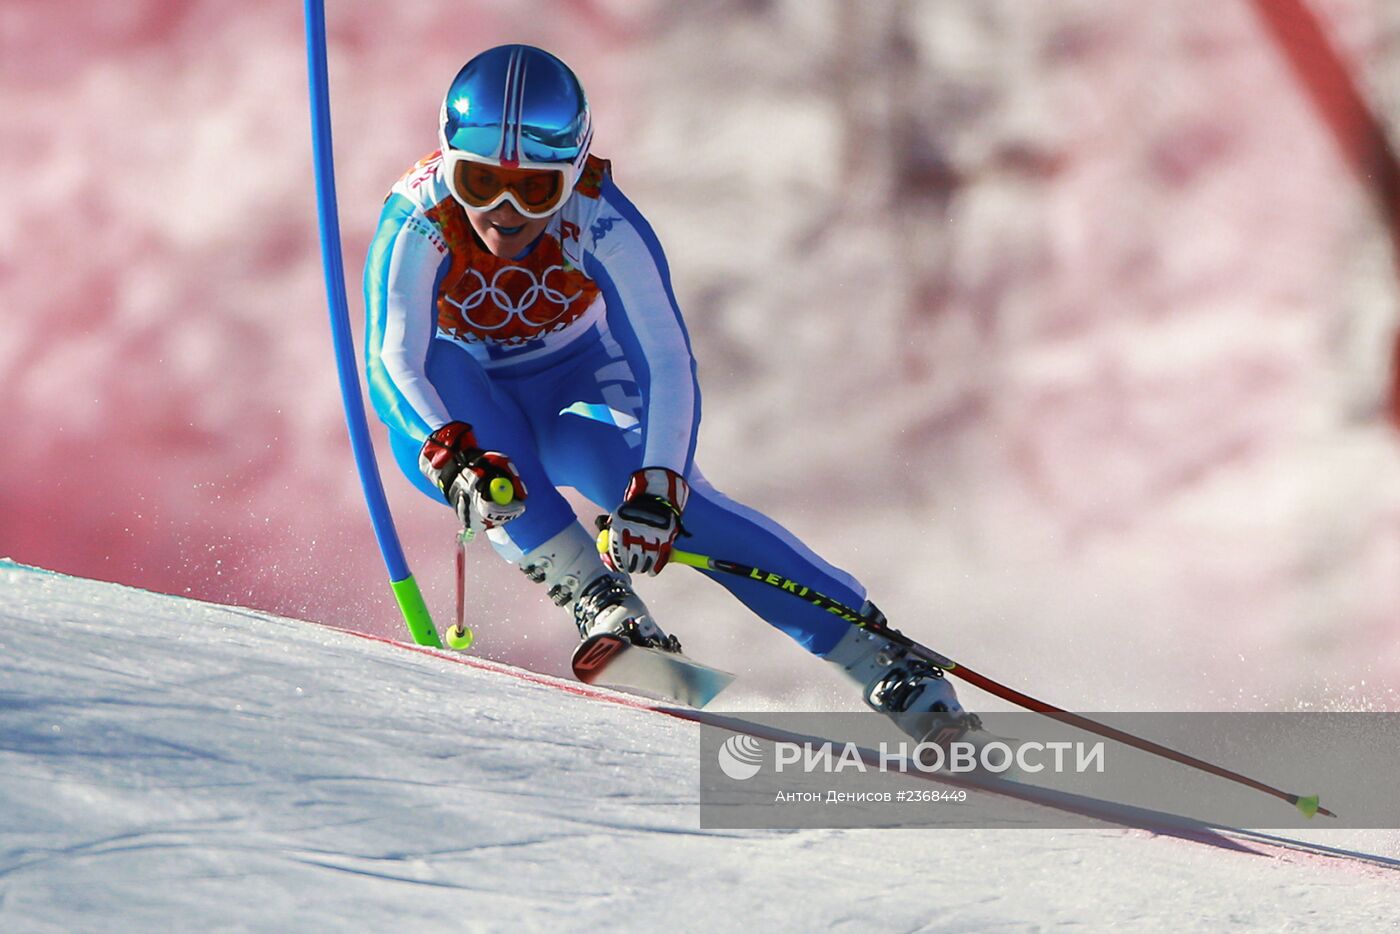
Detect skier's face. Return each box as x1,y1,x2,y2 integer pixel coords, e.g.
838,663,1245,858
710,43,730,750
466,200,551,258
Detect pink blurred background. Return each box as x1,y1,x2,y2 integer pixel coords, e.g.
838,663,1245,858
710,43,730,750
3,0,1399,710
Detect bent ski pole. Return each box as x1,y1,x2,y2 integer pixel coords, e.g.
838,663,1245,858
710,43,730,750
598,530,1334,819
305,0,442,647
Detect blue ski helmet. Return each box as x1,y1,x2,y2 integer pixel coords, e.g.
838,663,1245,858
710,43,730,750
439,44,593,218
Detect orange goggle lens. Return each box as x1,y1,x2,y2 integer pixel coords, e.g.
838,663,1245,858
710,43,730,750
452,161,566,213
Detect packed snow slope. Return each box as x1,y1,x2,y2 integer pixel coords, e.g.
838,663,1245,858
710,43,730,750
2,561,1398,933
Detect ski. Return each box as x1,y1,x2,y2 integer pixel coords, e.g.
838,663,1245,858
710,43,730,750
632,531,1336,819
571,633,734,708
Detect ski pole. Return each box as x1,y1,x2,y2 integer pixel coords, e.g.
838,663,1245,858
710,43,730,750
444,478,517,651
445,531,475,651
598,530,1334,819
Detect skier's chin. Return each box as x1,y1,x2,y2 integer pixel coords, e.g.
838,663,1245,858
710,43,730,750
471,212,547,257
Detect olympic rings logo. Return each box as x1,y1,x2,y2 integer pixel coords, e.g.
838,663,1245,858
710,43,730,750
443,264,583,332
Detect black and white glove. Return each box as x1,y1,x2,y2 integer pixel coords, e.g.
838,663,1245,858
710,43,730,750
601,467,689,576
419,422,527,534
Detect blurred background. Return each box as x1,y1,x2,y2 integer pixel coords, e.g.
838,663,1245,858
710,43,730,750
3,0,1398,711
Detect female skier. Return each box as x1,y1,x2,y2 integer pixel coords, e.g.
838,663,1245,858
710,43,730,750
364,44,972,740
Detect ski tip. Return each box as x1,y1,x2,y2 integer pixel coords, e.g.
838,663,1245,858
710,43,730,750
1294,794,1321,819
445,624,475,651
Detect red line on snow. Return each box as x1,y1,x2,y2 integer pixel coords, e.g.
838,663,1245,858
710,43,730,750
321,623,675,715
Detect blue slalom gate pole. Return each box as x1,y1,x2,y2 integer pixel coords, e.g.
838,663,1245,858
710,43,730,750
302,0,441,647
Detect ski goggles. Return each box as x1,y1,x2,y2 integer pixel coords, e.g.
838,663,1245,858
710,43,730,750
443,149,574,219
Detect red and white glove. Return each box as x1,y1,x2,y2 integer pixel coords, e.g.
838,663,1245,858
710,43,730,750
419,422,527,534
603,467,689,576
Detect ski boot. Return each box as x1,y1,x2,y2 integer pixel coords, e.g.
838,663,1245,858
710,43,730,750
824,614,981,747
518,523,679,651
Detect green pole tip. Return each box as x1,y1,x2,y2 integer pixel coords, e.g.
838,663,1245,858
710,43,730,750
390,575,442,648
1295,794,1320,818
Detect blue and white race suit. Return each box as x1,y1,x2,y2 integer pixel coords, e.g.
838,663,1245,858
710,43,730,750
364,151,863,655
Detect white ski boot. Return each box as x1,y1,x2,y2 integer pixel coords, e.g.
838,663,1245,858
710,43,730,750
824,617,980,745
517,523,679,651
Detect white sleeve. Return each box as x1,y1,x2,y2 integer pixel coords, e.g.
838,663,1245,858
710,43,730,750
582,182,701,474
378,215,453,434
